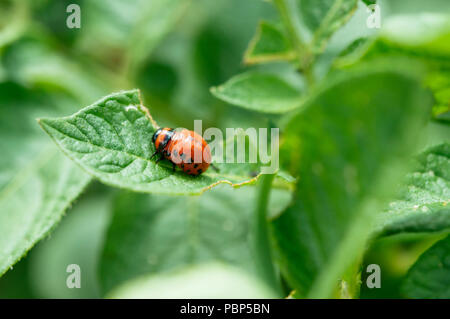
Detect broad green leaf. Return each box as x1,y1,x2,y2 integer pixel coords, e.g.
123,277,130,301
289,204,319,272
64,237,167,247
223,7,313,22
109,263,276,299
100,185,291,293
402,235,450,298
298,0,359,52
375,143,450,237
39,89,269,195
271,63,432,298
0,83,91,277
244,21,296,65
211,72,303,113
29,193,111,298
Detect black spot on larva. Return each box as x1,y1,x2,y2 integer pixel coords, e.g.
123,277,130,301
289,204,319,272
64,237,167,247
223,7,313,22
197,169,202,174
181,164,185,169
194,164,198,168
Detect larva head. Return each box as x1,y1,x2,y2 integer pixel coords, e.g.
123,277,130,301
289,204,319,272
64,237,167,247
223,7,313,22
152,127,174,151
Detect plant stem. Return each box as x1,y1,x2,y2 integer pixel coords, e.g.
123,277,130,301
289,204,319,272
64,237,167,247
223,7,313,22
251,173,282,295
274,0,315,87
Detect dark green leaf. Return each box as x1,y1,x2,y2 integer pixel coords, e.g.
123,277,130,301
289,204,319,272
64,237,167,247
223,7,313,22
361,0,376,5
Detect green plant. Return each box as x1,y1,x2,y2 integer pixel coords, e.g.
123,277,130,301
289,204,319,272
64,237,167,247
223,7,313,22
0,0,449,299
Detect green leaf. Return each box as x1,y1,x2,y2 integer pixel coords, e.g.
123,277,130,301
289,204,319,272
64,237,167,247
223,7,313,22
375,143,450,237
271,63,432,298
39,89,268,195
243,21,297,65
298,0,359,52
211,72,303,114
402,235,450,298
108,263,276,299
0,83,91,277
100,185,291,293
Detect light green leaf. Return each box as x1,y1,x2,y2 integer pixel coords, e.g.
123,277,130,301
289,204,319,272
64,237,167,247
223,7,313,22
271,63,432,298
99,185,291,293
298,0,359,52
0,84,91,277
211,72,303,113
244,21,297,65
402,235,450,298
375,143,450,237
109,263,276,299
39,89,267,195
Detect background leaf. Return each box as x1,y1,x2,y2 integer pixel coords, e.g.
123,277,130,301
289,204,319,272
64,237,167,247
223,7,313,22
27,190,111,298
211,72,303,114
298,0,358,52
100,184,290,293
375,143,450,237
402,235,450,298
244,21,296,65
271,64,432,298
0,83,91,276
